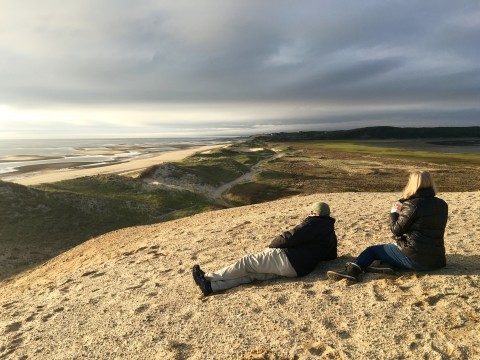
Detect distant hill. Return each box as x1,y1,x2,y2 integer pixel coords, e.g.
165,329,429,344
254,126,480,141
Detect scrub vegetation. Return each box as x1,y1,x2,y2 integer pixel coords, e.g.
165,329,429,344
1,134,479,279
223,139,480,205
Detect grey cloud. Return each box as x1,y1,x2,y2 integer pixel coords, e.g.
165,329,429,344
0,0,479,131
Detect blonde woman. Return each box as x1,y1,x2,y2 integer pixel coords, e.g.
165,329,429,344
328,171,448,282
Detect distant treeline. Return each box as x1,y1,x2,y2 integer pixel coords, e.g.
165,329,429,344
254,126,480,142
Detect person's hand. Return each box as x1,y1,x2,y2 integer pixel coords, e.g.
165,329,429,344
391,202,402,213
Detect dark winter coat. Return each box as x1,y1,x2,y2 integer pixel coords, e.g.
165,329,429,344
390,187,448,268
268,216,337,276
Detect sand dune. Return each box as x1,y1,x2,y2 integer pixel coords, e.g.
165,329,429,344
1,191,479,359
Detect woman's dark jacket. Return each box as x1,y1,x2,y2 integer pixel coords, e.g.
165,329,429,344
268,216,337,276
390,187,448,268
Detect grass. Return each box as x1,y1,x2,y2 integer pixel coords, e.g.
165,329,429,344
221,140,480,205
0,176,215,280
2,138,479,279
35,174,214,222
304,141,480,167
140,146,276,187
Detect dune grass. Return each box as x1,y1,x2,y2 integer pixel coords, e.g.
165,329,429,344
2,138,478,279
0,176,215,279
222,140,480,205
305,141,480,167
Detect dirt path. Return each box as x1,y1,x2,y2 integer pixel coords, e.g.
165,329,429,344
210,152,283,207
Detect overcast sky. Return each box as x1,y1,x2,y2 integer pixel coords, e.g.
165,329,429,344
0,1,479,139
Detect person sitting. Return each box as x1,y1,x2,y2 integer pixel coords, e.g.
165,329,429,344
192,202,338,296
327,170,448,282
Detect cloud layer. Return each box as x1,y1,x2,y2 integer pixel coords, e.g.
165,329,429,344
0,1,479,137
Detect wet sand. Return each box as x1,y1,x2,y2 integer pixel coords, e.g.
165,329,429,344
9,144,227,186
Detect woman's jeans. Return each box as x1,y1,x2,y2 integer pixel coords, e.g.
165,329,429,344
355,243,433,271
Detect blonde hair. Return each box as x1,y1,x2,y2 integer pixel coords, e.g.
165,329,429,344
403,170,437,199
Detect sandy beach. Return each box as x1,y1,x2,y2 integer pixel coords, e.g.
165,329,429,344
1,191,478,359
9,144,227,186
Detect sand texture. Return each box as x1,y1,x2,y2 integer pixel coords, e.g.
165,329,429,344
11,144,226,186
1,191,479,359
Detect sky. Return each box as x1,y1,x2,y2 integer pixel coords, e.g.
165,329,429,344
0,1,479,139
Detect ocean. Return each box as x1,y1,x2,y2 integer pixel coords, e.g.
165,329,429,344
0,137,237,180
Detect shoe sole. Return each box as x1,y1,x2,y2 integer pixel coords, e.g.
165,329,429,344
192,266,204,286
327,270,358,282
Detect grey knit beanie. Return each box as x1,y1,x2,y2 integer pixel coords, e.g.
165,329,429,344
310,202,330,216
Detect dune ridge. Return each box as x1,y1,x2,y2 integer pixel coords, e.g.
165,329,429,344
1,191,479,359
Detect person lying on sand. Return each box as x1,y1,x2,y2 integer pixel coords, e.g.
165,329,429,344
192,202,337,296
328,170,448,282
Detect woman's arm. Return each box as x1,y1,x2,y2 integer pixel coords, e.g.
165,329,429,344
390,201,417,236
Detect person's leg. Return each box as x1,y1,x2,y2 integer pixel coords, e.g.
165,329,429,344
381,244,433,271
355,243,433,271
354,244,406,271
209,273,279,292
328,243,434,282
205,248,297,292
328,244,404,282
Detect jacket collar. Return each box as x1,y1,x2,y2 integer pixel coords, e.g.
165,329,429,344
410,187,436,199
400,187,436,202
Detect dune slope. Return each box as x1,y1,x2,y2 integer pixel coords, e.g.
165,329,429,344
1,191,479,359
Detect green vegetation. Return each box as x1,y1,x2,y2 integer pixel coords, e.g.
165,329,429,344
309,141,480,167
255,126,480,141
173,147,275,185
0,146,276,279
222,139,480,204
2,134,479,279
36,174,213,221
0,175,214,279
224,180,296,206
140,146,275,186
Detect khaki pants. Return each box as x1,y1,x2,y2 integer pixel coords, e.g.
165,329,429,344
205,248,297,292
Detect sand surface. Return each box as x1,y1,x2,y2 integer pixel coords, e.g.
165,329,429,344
10,144,226,186
1,191,479,359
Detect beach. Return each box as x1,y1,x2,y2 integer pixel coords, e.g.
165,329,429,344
1,191,478,359
6,144,227,186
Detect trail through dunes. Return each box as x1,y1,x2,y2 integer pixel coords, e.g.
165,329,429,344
1,192,479,359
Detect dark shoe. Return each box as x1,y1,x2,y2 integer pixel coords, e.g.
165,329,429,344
366,261,395,275
327,262,363,282
192,265,205,286
192,265,212,296
197,277,213,296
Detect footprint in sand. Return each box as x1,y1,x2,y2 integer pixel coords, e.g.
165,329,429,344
5,321,22,333
371,284,387,301
134,304,149,314
1,334,24,359
304,341,339,357
81,270,106,278
135,246,149,253
1,301,18,310
126,279,149,291
148,251,166,258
